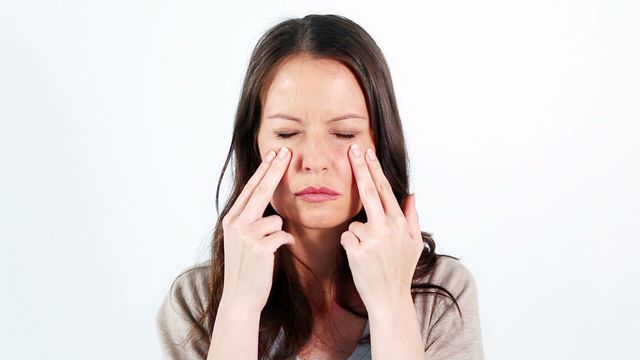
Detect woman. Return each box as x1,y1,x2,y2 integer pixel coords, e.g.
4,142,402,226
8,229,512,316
156,14,484,360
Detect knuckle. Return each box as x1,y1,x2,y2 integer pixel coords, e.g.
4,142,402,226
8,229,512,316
363,185,377,197
243,178,257,192
251,241,264,253
268,215,282,228
392,216,405,227
244,230,257,244
228,219,241,233
378,180,392,194
254,182,269,196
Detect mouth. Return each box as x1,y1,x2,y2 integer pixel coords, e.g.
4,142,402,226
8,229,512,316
295,186,340,202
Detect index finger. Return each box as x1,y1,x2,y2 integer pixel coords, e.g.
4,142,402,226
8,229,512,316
241,146,291,222
226,148,277,220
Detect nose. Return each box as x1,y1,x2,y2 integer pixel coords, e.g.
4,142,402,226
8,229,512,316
300,137,330,173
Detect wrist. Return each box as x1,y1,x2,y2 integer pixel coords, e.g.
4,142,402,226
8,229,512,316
367,291,414,321
218,294,263,321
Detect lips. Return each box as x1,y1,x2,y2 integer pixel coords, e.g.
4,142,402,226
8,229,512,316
295,186,340,196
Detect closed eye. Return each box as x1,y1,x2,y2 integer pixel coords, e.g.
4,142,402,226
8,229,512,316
334,133,356,139
276,132,356,139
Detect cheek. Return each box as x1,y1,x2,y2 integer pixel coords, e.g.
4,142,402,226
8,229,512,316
330,145,353,174
274,171,290,193
258,139,277,161
270,177,289,212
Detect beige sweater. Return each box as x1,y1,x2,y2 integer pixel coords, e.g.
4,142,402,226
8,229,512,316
156,255,485,359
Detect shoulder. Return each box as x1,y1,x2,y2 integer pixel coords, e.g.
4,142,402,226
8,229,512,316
156,261,211,335
412,255,485,359
165,261,213,312
156,261,213,358
419,255,479,299
157,260,213,320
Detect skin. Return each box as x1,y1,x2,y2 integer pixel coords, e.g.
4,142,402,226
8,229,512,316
257,54,375,305
253,53,426,359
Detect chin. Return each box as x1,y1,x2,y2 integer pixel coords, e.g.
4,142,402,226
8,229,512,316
272,198,356,227
292,214,346,229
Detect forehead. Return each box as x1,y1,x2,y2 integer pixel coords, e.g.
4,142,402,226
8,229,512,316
262,55,368,121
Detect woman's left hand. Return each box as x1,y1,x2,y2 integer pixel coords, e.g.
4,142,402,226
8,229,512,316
340,144,425,312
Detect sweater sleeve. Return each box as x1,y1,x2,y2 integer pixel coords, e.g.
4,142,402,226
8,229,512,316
156,266,211,360
421,257,485,360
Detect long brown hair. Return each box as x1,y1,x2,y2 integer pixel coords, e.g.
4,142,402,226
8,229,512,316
186,14,462,359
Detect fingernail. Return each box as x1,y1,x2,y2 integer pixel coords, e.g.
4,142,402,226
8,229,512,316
351,144,361,156
366,148,376,160
278,146,289,159
265,150,276,162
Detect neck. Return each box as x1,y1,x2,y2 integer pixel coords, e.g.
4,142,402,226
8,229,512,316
283,220,350,307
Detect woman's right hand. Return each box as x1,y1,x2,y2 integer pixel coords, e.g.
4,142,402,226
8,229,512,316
220,146,294,313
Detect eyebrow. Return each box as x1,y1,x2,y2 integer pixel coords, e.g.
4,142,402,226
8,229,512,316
266,113,368,123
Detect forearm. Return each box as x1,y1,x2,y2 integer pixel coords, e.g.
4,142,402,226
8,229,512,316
368,293,424,360
207,296,261,360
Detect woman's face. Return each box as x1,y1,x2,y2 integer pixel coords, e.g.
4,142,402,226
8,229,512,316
257,54,375,230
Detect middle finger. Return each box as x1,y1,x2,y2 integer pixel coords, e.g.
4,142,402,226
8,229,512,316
348,143,385,223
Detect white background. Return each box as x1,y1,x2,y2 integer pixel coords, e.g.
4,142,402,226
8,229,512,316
1,1,639,359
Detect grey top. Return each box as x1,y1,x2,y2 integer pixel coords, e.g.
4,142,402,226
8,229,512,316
271,320,370,360
156,255,485,359
303,321,370,360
